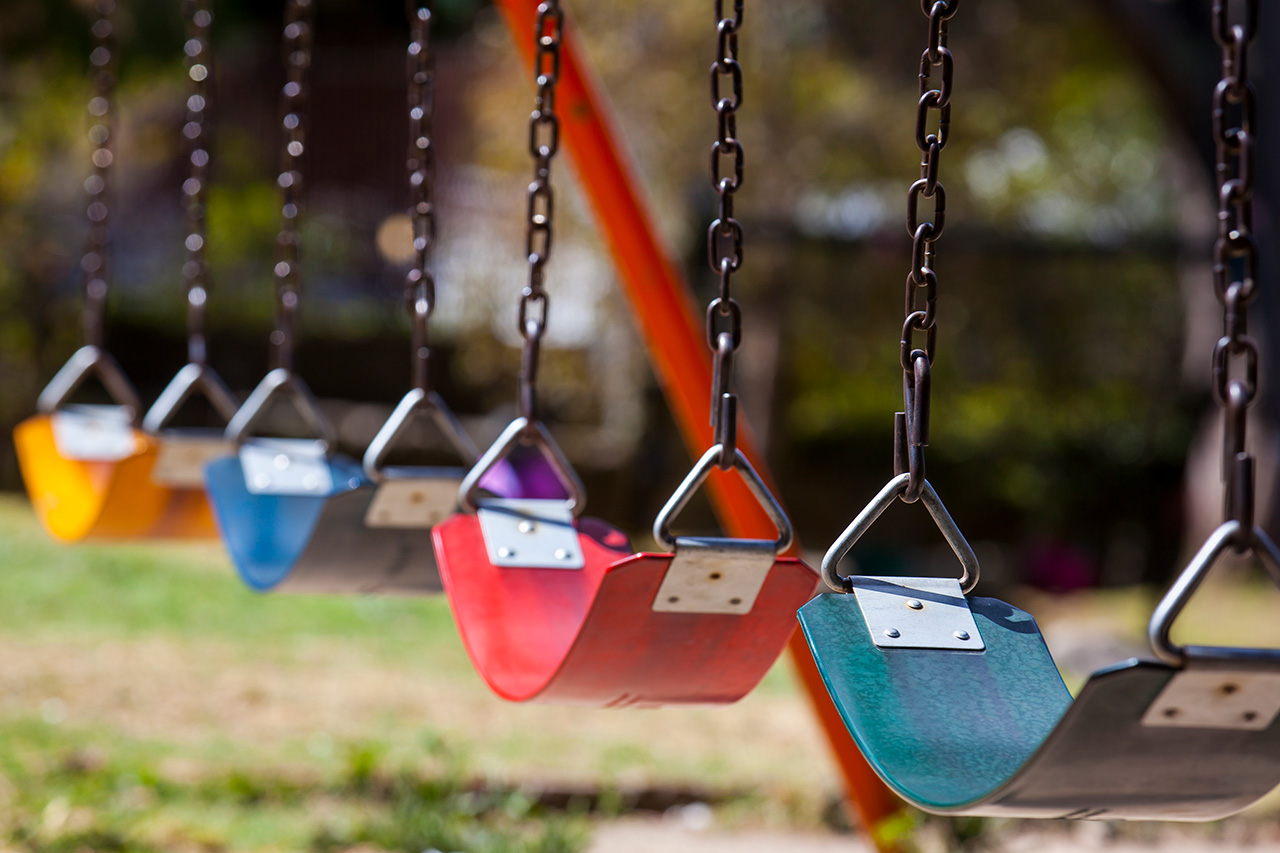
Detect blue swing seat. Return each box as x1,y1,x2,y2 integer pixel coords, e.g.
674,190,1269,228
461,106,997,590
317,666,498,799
800,588,1280,820
801,474,1280,821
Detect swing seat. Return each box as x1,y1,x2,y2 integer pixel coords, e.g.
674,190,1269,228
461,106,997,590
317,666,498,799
15,409,220,542
434,507,816,706
206,458,501,595
16,346,222,542
435,419,819,706
206,382,548,595
799,517,1280,820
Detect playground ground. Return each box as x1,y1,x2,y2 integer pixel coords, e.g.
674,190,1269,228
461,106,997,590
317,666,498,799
3,494,1280,852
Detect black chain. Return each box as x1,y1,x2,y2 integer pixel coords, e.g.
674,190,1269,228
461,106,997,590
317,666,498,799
895,0,958,503
182,0,213,366
1210,0,1261,544
271,0,314,373
82,0,117,351
407,0,436,393
706,0,745,469
516,0,565,422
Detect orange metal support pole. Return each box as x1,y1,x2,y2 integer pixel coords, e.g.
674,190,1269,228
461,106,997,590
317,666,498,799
493,3,908,848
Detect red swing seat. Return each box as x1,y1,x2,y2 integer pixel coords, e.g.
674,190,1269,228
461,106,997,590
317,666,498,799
434,418,818,706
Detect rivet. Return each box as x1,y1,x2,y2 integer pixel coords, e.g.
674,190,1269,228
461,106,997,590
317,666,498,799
729,597,742,606
1221,683,1240,696
1244,711,1258,723
498,547,514,558
906,599,924,610
1163,707,1179,719
709,572,722,580
554,548,569,560
302,474,319,490
953,630,970,641
668,596,679,604
273,454,290,470
253,474,270,489
517,520,536,534
347,478,360,489
883,628,901,639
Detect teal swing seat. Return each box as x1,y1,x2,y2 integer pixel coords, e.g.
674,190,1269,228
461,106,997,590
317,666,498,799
799,476,1280,821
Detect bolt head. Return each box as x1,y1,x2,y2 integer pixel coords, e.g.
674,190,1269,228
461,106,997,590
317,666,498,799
517,520,536,534
883,628,901,639
498,547,514,558
953,630,970,641
554,548,569,560
906,599,924,610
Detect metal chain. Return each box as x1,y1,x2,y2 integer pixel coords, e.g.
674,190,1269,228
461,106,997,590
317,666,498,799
1210,0,1261,543
182,0,213,366
516,0,565,422
82,0,117,350
272,0,314,373
895,0,958,503
407,0,436,392
706,0,745,469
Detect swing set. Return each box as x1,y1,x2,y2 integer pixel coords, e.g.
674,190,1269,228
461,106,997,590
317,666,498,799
11,0,1280,848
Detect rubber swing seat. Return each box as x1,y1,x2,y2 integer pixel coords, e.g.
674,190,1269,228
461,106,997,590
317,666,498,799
434,419,819,706
434,511,815,706
15,411,217,542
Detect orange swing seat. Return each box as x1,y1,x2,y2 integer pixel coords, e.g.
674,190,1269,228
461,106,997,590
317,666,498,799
15,346,220,542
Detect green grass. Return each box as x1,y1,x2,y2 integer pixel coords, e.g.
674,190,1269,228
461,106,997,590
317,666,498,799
0,497,461,665
0,715,588,853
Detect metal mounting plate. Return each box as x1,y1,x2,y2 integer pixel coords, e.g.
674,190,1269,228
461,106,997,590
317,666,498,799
850,576,985,651
476,498,584,569
240,439,334,496
1142,667,1280,731
51,406,138,462
153,431,234,487
652,536,774,614
365,472,464,529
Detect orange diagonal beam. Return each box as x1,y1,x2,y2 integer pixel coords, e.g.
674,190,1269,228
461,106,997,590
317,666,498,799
492,2,908,848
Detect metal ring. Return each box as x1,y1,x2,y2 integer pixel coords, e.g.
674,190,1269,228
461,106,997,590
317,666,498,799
1148,521,1280,665
142,362,240,435
457,416,587,515
224,367,337,449
821,472,979,595
362,387,478,482
37,345,142,425
651,445,794,554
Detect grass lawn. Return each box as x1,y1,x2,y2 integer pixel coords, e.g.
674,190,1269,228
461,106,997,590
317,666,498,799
0,496,835,852
5,494,1280,852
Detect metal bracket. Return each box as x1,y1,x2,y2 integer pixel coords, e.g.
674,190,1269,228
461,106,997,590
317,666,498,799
850,576,985,651
476,498,584,569
152,430,234,488
1142,666,1280,731
240,438,335,496
51,405,140,462
652,536,775,614
364,470,465,529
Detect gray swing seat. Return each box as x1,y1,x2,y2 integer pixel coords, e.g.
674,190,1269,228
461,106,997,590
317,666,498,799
798,474,1280,821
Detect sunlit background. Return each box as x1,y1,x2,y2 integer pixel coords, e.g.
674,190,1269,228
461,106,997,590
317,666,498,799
1,0,1279,851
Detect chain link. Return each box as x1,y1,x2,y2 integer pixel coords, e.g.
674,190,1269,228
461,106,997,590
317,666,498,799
705,0,746,468
407,0,436,392
894,0,958,503
271,0,314,373
82,0,117,350
1210,0,1261,541
517,0,564,422
181,0,213,366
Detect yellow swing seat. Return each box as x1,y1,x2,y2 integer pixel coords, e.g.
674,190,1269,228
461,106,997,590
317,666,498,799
15,346,220,542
